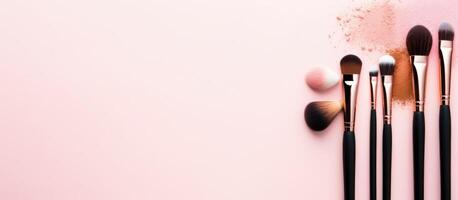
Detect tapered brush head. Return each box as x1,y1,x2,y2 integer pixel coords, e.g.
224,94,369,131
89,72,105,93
379,55,395,76
369,67,378,77
340,54,362,75
406,25,433,56
439,22,454,41
304,101,342,131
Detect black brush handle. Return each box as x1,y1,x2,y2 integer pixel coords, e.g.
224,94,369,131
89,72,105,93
383,123,392,200
440,105,451,200
343,131,356,200
413,111,425,200
370,109,376,200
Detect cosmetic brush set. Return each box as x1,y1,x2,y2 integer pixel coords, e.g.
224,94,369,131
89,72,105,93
304,23,454,200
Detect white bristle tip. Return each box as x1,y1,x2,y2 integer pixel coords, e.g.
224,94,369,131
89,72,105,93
379,55,395,64
369,66,378,73
440,22,454,31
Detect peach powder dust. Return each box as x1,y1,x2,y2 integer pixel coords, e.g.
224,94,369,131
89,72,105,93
333,1,398,52
388,48,413,104
330,0,414,103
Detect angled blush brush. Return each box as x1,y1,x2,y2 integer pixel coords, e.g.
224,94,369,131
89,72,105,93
379,55,395,200
340,54,362,200
304,101,342,131
369,67,378,200
438,22,454,200
406,25,433,200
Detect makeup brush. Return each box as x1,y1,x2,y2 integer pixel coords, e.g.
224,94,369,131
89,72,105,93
379,55,395,200
304,101,342,131
438,22,454,200
406,25,432,200
306,67,340,91
340,54,362,200
369,67,378,200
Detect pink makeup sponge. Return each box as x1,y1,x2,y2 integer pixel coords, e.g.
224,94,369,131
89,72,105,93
305,68,339,91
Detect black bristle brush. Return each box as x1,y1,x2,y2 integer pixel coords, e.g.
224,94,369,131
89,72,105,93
304,101,342,131
379,55,395,200
369,67,378,200
438,22,454,200
406,25,433,200
340,54,362,200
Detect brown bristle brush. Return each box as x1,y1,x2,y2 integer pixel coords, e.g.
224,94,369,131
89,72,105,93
304,101,342,131
340,54,362,200
406,25,433,200
438,22,454,200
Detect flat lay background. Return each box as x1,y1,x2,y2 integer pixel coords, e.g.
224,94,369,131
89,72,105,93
0,0,457,199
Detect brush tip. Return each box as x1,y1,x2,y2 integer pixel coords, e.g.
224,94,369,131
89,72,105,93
340,54,362,75
304,101,342,131
406,25,433,56
439,22,454,41
369,67,378,77
379,55,395,75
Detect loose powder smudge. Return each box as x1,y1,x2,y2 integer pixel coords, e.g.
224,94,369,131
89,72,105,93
387,48,413,104
334,1,398,52
330,0,415,103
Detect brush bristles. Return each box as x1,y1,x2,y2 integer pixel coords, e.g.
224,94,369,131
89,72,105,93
439,22,454,41
340,54,362,75
406,25,433,56
304,101,342,131
378,55,395,75
369,67,378,77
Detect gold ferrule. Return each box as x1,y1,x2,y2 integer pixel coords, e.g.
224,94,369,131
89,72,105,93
342,74,360,132
439,40,453,105
370,76,378,110
411,55,428,112
381,75,393,124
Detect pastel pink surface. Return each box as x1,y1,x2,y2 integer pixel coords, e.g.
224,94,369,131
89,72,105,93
0,0,456,199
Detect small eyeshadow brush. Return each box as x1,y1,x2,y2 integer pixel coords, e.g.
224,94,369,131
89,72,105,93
340,54,362,200
438,22,454,200
379,55,395,200
406,25,433,200
369,67,378,200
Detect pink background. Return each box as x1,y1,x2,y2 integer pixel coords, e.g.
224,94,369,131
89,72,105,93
0,0,457,199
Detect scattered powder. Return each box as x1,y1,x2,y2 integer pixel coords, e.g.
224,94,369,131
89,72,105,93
329,0,415,103
333,1,398,52
387,48,413,104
